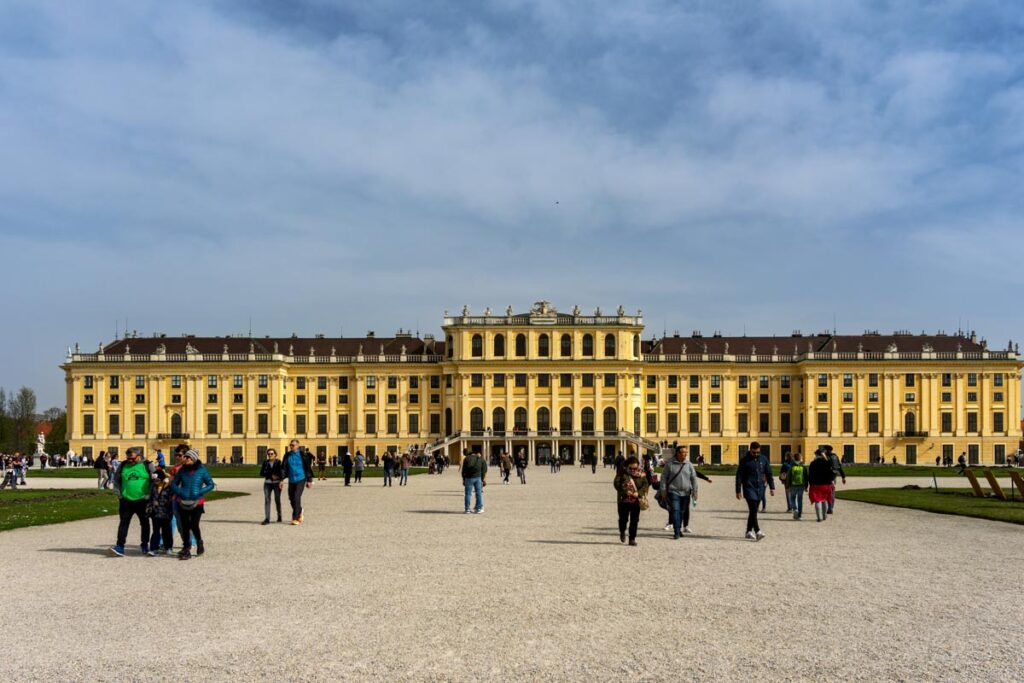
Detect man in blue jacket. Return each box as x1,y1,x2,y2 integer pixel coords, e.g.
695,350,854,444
282,440,313,525
735,442,774,541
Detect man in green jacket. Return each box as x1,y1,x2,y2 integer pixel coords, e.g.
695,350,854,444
460,448,488,514
110,447,156,557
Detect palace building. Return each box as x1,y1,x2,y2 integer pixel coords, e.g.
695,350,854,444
62,301,1023,466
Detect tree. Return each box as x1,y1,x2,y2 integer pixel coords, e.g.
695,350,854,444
46,410,68,455
10,386,38,452
0,387,7,451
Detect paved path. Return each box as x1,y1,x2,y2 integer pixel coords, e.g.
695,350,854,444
2,468,1021,681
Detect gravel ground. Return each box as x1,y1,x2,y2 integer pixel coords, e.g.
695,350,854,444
2,468,1022,682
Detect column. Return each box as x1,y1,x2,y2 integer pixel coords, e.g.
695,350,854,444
271,374,283,437
246,373,257,438
96,375,107,439
881,374,893,436
954,373,965,435
830,373,840,439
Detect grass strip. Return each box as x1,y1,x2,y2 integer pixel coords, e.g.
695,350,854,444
835,487,1024,526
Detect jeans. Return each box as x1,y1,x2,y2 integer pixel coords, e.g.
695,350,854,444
400,468,409,485
287,481,305,520
827,484,836,512
516,466,526,484
502,468,510,483
149,517,173,550
383,468,393,486
788,486,805,516
668,491,691,535
355,470,362,482
116,498,150,548
464,477,483,512
745,497,761,533
97,471,108,489
179,505,204,548
617,501,640,541
264,482,282,521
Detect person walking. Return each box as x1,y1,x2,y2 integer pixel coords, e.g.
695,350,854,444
591,450,597,474
354,451,365,483
282,439,313,525
499,450,512,484
342,451,354,486
146,469,175,555
613,456,649,546
807,448,835,522
956,451,968,475
382,451,395,487
780,452,794,512
399,452,411,486
735,442,774,541
94,451,109,489
461,448,487,514
316,450,328,481
155,449,166,469
824,445,846,514
659,445,699,539
787,453,807,520
515,448,528,485
109,447,156,557
170,449,216,559
259,448,284,524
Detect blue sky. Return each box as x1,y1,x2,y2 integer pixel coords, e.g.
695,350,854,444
2,0,1023,408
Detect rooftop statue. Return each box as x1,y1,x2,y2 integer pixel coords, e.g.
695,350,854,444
617,305,625,316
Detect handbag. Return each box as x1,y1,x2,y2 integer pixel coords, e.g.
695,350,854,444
655,462,685,510
178,498,199,511
638,495,649,511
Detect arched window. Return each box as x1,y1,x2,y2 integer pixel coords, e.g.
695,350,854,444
470,407,484,432
604,333,616,357
514,407,528,431
492,407,506,433
537,407,550,431
582,334,594,357
170,413,182,436
632,334,640,358
603,407,617,433
515,334,527,357
445,408,453,435
633,407,641,434
581,407,595,432
446,336,453,359
904,412,916,434
538,334,550,357
559,407,573,432
560,334,572,357
471,334,483,358
493,333,505,357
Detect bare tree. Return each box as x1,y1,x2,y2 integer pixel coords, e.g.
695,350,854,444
11,386,38,452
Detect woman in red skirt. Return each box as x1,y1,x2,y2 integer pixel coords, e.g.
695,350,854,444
807,447,836,522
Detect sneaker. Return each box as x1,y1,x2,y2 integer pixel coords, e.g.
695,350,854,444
196,544,204,557
261,520,270,526
827,509,834,515
683,527,693,535
664,523,672,531
464,509,472,514
755,530,766,541
793,512,799,520
619,532,626,543
178,550,191,561
628,539,637,546
745,531,756,541
109,545,125,557
298,512,304,523
146,548,157,557
291,519,301,525
140,543,149,555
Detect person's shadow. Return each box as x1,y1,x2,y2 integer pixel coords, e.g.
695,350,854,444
39,545,113,556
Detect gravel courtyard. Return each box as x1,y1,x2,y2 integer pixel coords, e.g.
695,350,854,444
2,466,1021,682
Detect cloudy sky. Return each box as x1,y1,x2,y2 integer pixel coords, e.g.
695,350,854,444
2,0,1023,407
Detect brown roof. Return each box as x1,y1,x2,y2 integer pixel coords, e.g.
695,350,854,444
103,336,443,357
651,333,985,355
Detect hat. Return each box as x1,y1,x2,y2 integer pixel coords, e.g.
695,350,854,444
184,449,200,462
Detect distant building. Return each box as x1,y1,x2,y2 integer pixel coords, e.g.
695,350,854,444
61,302,1022,466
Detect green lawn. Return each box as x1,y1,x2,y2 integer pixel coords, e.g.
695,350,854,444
835,487,1024,526
665,464,1018,479
29,466,427,479
0,488,247,532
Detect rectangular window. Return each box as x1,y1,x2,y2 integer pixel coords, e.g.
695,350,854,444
84,375,94,389
817,392,828,402
668,375,678,389
430,394,440,404
338,394,348,404
84,394,94,404
134,414,145,435
110,376,120,389
339,377,350,390
905,393,915,402
818,374,828,387
364,394,375,404
387,376,397,389
781,393,790,404
258,393,268,404
135,393,145,404
233,375,243,388
759,412,770,433
843,373,853,388
135,375,145,389
967,392,977,402
387,394,397,404
318,376,328,390
337,414,349,434
738,376,749,389
232,413,243,434
710,413,721,433
759,376,770,389
409,394,419,404
941,373,952,387
206,446,217,464
667,413,678,433
738,393,748,404
109,414,120,435
537,373,550,388
582,373,594,388
296,395,307,405
993,374,1004,387
647,375,657,389
868,412,879,433
409,414,419,434
868,392,879,402
206,393,217,404
780,413,791,433
493,374,505,388
737,413,749,433
780,375,791,389
317,414,327,435
560,373,572,388
515,374,527,388
941,392,952,402
967,373,978,387
409,376,419,389
667,393,678,404
387,414,398,434
905,373,915,387
110,394,120,404
689,375,699,389
430,376,440,389
646,413,657,434
710,393,720,404
296,414,307,435
688,413,700,434
365,414,376,434
993,412,1004,432
234,393,244,404
258,374,268,388
941,412,952,432
83,414,94,435
430,413,440,434
842,392,853,402
207,375,217,388
282,415,287,433
710,375,721,388
842,412,854,433
257,413,268,434
604,373,616,388
634,375,641,389
967,412,978,433
207,413,218,434
995,444,1006,465
994,391,1004,402
689,393,699,403
817,412,828,434
868,373,878,387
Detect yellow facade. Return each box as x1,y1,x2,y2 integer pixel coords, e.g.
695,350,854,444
62,302,1023,466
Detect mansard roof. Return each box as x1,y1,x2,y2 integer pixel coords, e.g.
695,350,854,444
102,336,443,357
650,333,986,356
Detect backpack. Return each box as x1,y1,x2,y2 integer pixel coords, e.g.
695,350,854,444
788,464,805,486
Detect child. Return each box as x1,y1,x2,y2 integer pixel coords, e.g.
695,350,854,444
146,469,175,555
